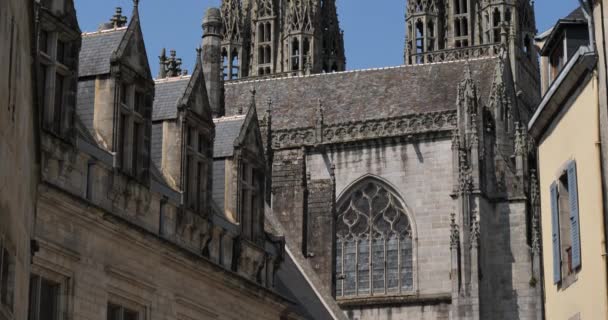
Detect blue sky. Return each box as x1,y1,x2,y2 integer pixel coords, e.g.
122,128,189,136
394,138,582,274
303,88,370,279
75,0,580,77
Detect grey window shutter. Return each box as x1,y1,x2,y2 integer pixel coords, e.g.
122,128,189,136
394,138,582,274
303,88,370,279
567,160,581,269
551,182,561,284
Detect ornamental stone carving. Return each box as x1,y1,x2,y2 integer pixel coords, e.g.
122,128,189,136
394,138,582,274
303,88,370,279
271,110,458,150
450,213,460,249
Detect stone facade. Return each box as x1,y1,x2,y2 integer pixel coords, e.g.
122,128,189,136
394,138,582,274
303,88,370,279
0,1,37,319
222,1,543,319
23,1,336,320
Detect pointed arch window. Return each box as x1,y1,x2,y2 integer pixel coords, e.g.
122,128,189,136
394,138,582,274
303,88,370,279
493,8,502,44
335,178,414,298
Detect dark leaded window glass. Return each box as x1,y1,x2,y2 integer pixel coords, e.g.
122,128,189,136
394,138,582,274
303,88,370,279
336,179,413,298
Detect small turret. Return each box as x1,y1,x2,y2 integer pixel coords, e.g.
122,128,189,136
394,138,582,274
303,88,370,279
158,48,167,79
202,8,224,117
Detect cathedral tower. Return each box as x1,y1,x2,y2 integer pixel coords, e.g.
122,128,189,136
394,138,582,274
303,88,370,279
405,0,539,112
219,0,346,79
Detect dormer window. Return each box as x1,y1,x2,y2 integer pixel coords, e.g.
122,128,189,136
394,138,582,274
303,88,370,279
239,162,264,242
184,124,210,213
38,25,77,137
550,40,565,81
117,83,149,180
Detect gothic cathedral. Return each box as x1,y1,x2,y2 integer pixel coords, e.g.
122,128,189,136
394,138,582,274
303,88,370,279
220,0,543,319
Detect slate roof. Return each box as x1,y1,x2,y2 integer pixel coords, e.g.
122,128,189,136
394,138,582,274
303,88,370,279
564,7,586,22
213,115,246,158
152,77,191,121
79,28,127,77
224,57,499,130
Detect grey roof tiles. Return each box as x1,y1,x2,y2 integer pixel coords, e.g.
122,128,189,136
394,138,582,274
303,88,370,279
152,77,190,121
564,7,585,22
78,28,126,77
213,116,246,158
224,58,498,130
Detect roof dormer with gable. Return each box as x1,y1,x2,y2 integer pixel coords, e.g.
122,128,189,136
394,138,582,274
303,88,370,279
77,1,154,182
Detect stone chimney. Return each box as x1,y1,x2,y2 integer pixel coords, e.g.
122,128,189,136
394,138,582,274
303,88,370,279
202,8,224,118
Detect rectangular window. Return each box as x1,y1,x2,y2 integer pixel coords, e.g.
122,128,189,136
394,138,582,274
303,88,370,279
186,156,196,210
134,91,144,114
28,275,60,320
187,126,194,148
119,114,129,170
198,133,204,154
550,41,565,81
558,174,573,277
56,40,66,65
53,73,64,133
107,303,139,320
132,122,141,176
121,84,129,106
39,30,49,54
40,65,48,110
0,244,13,311
196,162,203,211
550,160,582,287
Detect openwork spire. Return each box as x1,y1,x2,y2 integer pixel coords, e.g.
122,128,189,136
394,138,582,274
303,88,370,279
285,0,317,33
221,0,243,42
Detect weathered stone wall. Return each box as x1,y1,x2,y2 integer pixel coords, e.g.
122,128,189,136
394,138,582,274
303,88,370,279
272,138,456,319
0,1,36,318
273,149,307,251
478,199,540,320
305,178,334,293
34,188,295,320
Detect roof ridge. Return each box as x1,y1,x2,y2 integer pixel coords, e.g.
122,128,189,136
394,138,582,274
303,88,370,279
225,55,497,86
82,26,128,37
154,75,192,83
213,115,247,123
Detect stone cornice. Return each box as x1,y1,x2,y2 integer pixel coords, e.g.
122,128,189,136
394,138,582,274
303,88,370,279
271,110,457,150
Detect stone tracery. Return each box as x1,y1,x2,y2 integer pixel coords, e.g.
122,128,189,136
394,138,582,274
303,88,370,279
335,178,414,298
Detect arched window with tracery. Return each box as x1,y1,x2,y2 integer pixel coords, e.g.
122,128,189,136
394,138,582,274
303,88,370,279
335,178,414,298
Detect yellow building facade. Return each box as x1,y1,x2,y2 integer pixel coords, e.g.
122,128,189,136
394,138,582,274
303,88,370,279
530,4,608,320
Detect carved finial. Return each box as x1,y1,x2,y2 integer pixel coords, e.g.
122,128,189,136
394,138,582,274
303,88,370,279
158,48,167,79
133,0,139,9
247,87,257,113
470,215,480,248
110,7,128,28
164,50,183,78
530,169,540,206
451,130,460,150
470,117,479,147
450,213,460,249
514,122,526,156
